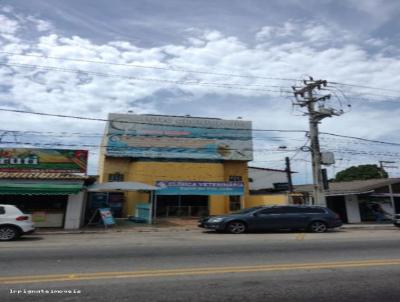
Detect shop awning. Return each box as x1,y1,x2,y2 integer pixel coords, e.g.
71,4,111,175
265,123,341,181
0,183,83,195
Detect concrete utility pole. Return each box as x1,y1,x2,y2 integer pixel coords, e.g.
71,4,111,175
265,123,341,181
293,78,342,206
285,156,294,204
285,156,293,193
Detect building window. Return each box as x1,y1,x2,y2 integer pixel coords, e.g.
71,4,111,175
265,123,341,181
108,173,124,182
229,176,242,181
229,196,241,212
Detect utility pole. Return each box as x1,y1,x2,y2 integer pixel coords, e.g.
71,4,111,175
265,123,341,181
285,156,293,193
293,77,342,206
285,156,294,204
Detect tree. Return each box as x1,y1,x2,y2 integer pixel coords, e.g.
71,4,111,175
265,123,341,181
334,164,388,182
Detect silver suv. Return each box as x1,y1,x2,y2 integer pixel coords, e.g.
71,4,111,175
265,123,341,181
0,204,35,241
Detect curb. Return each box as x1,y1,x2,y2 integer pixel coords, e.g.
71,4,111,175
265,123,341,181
341,226,397,231
34,225,399,235
34,227,199,235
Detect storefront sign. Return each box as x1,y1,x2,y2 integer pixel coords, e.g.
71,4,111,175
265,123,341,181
0,148,88,173
155,181,244,196
99,208,116,225
106,113,253,161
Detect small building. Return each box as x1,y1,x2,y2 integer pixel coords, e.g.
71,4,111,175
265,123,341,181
295,178,400,223
0,172,87,229
98,113,254,218
247,166,302,207
0,148,88,229
248,167,289,192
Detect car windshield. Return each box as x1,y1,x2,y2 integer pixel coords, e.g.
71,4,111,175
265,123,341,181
232,207,263,214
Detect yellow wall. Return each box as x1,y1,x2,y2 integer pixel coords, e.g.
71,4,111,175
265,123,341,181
247,194,288,207
99,158,250,217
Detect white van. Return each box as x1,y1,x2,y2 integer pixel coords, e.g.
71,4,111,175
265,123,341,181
0,204,35,241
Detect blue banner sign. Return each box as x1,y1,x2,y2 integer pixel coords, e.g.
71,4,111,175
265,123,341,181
99,208,115,225
156,181,244,196
105,113,253,161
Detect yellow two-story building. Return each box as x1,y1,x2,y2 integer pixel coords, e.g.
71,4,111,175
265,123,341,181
98,113,253,218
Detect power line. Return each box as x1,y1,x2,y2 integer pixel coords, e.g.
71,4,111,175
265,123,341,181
0,107,307,132
0,107,399,146
326,86,400,101
0,140,300,153
320,132,400,147
0,129,308,145
3,61,400,105
3,51,400,97
0,51,298,82
0,62,294,94
330,81,400,94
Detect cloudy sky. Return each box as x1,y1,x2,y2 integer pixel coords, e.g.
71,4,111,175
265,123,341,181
1,0,400,183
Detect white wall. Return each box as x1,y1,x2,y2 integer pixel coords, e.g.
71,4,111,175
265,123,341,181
64,191,85,230
345,195,361,223
249,168,288,190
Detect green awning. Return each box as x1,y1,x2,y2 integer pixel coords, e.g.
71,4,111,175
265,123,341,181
0,183,83,195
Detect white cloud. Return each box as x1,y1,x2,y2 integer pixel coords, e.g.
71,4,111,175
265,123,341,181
35,19,53,32
345,0,400,25
256,21,354,47
256,22,297,41
0,14,19,34
1,11,400,177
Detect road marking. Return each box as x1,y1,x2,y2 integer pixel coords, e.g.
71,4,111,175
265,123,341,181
1,259,400,284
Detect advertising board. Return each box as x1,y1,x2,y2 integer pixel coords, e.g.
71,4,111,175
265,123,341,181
105,114,253,161
156,181,244,196
99,208,116,225
0,148,88,173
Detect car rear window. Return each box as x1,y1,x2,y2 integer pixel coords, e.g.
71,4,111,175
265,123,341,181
0,206,5,215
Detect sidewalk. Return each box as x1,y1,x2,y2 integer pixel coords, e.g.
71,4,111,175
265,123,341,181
34,220,398,235
341,222,397,230
35,218,200,235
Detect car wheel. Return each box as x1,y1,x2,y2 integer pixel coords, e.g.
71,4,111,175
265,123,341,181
308,221,327,233
0,226,20,241
227,221,247,234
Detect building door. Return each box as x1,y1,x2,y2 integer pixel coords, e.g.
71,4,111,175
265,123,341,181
326,196,348,223
155,195,209,217
394,197,400,214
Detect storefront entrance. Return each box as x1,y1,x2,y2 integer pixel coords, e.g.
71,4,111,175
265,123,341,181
155,195,209,217
326,196,348,223
0,194,68,227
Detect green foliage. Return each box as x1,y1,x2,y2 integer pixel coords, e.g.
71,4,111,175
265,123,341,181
334,164,387,182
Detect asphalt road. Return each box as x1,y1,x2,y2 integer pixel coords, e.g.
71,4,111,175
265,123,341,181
1,228,400,302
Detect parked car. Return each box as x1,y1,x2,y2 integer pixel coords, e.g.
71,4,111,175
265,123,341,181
199,205,342,234
0,204,35,241
393,214,400,228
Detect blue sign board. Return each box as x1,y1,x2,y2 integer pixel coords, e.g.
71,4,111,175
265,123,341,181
155,181,244,196
99,208,116,225
105,114,253,161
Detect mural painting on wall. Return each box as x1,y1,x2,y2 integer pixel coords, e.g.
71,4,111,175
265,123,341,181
106,113,253,161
